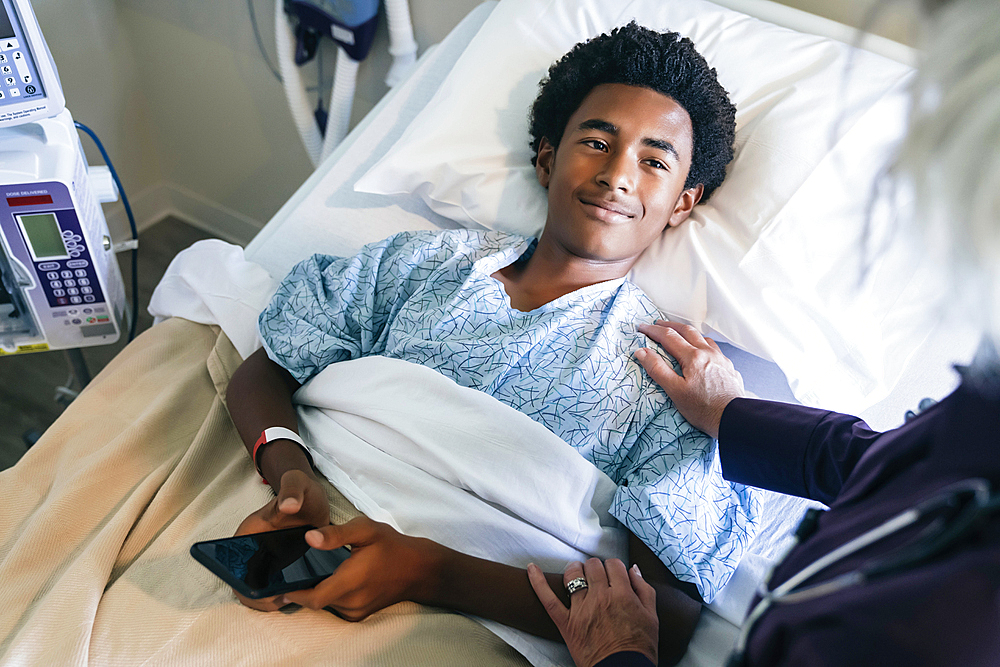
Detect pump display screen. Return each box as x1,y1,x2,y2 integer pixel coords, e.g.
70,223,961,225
0,6,14,41
17,213,69,260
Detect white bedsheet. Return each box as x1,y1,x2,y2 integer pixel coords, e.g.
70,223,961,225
297,356,626,667
151,239,622,666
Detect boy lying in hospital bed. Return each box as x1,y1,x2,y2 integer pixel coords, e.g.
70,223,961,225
226,22,756,665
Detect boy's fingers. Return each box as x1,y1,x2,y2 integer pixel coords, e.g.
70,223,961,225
283,562,358,611
275,471,308,515
305,524,350,550
277,494,301,514
234,591,277,611
305,516,376,550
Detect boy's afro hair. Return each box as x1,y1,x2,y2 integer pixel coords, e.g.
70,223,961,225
528,21,736,201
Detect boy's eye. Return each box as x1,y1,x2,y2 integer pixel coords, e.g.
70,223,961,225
583,139,608,151
644,158,668,171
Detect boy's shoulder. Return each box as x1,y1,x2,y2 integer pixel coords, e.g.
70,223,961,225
618,278,664,321
380,228,531,261
293,229,532,279
391,227,529,247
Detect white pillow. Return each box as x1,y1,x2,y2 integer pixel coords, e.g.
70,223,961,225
355,0,934,413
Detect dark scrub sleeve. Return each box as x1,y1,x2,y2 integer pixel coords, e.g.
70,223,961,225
717,398,881,506
594,651,655,667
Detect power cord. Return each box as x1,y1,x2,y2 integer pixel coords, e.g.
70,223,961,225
249,0,283,83
73,121,139,343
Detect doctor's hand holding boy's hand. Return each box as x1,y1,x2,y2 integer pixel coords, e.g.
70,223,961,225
232,468,331,611
635,320,745,439
528,558,658,667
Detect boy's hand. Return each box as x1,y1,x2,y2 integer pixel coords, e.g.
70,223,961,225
281,516,440,620
635,320,745,439
231,469,331,611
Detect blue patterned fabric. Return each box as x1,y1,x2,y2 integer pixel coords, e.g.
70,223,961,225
258,229,758,602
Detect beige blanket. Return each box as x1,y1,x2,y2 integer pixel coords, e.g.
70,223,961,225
0,318,529,667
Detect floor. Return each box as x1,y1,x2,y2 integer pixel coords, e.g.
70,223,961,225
0,216,220,470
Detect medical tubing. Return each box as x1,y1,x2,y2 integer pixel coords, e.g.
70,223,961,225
383,0,418,87
73,121,139,343
275,0,324,167
320,46,359,163
731,478,999,665
384,0,417,57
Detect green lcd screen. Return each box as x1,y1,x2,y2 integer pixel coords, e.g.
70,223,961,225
18,213,69,260
0,6,15,41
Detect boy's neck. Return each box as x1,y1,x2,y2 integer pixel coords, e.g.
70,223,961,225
492,237,635,312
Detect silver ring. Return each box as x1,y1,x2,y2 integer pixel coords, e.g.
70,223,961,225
565,577,588,595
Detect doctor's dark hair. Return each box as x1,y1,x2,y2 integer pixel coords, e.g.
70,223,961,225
528,22,736,201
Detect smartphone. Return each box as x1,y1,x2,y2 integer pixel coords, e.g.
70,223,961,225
190,525,351,599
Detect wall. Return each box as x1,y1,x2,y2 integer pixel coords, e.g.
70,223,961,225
30,0,160,241
110,0,494,244
109,0,318,242
769,0,919,45
33,0,920,245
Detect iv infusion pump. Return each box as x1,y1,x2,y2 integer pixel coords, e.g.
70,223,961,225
0,0,127,355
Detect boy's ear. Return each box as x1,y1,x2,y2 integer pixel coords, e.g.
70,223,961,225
667,184,704,228
535,137,555,188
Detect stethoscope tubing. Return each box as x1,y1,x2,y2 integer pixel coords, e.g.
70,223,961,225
729,477,994,664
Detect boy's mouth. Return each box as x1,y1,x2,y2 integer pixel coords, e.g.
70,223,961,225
578,196,636,222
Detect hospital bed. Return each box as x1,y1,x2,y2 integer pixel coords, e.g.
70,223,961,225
0,1,981,665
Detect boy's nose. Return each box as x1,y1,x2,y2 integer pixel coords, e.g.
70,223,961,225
596,154,635,192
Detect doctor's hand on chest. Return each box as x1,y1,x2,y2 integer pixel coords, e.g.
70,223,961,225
634,320,745,439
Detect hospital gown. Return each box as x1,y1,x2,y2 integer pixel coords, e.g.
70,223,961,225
258,229,758,602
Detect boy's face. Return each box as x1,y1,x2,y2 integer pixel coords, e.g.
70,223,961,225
536,83,703,265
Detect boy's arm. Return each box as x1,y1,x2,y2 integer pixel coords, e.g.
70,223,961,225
283,516,570,640
628,533,701,666
285,517,701,662
226,347,315,490
223,349,570,633
224,348,335,611
227,358,700,658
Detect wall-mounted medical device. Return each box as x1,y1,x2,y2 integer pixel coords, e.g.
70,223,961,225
0,0,63,128
0,0,127,355
276,0,416,168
